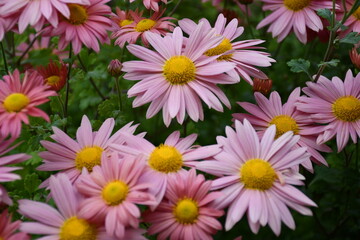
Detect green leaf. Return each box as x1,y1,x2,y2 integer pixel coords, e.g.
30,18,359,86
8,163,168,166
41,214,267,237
318,59,340,67
317,9,332,22
287,59,311,74
339,32,360,44
24,173,41,194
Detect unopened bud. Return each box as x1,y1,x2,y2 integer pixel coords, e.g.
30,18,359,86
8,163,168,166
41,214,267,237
350,48,360,69
238,0,253,4
253,78,272,95
108,59,123,77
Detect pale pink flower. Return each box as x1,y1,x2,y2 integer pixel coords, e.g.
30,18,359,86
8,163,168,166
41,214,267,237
37,115,141,187
0,10,19,41
123,24,239,126
179,13,275,85
110,131,221,208
144,168,224,240
130,0,168,12
18,174,114,239
43,0,112,54
340,0,360,35
233,88,331,172
0,70,56,138
257,0,333,43
0,210,29,240
112,9,175,48
77,154,155,238
0,0,90,33
296,70,360,152
196,120,317,235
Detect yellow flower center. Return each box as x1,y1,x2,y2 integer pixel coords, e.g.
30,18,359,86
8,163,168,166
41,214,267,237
135,19,156,32
163,56,196,85
75,146,103,172
240,158,277,191
3,93,30,112
284,0,311,11
332,96,360,122
173,198,199,224
120,19,134,27
67,4,88,25
353,6,360,20
148,144,183,173
46,75,61,86
102,180,128,206
204,38,233,61
269,115,299,139
60,217,97,240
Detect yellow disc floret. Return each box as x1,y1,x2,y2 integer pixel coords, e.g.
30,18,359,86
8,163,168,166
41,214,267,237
102,180,128,206
240,158,277,190
174,198,199,224
284,0,311,11
120,19,134,27
67,4,88,25
135,19,156,32
163,56,196,85
60,217,97,240
353,6,360,20
204,38,233,61
332,96,360,122
46,75,61,86
3,93,30,112
75,146,104,172
269,115,299,138
148,144,183,173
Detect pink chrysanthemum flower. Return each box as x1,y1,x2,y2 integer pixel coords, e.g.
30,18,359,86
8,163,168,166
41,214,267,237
18,174,114,239
340,0,360,35
143,168,224,240
123,24,239,126
76,154,156,238
110,131,221,207
37,115,141,186
179,13,275,85
257,0,333,43
0,70,56,138
0,10,19,41
110,8,138,31
0,0,90,33
296,70,360,152
0,210,29,240
0,136,31,205
112,9,175,47
196,119,317,235
233,88,332,171
130,0,168,12
44,0,112,55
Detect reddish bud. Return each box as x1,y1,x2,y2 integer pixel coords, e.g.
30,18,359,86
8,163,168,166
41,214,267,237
253,78,273,96
108,59,123,77
350,47,360,69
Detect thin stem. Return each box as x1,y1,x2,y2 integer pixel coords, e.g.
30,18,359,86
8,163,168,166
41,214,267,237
169,0,183,17
245,5,255,38
64,44,73,132
16,34,39,66
0,42,9,74
114,75,124,111
273,40,284,59
57,96,65,118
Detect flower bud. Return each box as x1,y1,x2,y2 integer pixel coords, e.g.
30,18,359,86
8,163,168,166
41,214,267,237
108,59,123,77
350,47,360,69
253,78,272,96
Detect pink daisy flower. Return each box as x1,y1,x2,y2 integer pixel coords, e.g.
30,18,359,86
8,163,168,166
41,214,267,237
340,0,360,35
110,8,138,31
233,88,332,172
0,0,90,33
179,13,275,85
122,24,239,126
0,136,31,205
0,10,19,41
112,9,175,48
76,154,156,238
143,168,224,240
257,0,333,43
110,131,221,208
0,69,56,138
196,119,317,235
296,70,360,152
18,174,114,240
37,115,141,186
43,0,112,55
0,210,29,240
130,0,168,12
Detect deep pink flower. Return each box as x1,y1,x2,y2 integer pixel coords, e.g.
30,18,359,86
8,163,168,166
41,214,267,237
0,70,56,138
296,70,360,152
196,120,316,235
0,210,29,240
144,169,224,240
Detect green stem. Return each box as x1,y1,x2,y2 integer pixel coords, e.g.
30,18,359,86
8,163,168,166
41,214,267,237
64,44,73,132
114,75,124,111
169,0,183,17
245,5,255,38
16,34,39,66
57,96,65,118
0,42,9,74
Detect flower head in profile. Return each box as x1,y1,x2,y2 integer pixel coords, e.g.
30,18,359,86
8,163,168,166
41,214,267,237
123,24,239,126
76,154,156,238
130,0,168,12
257,0,333,43
233,88,332,172
296,70,360,152
179,13,275,85
37,115,140,186
37,61,68,91
144,169,224,240
196,120,316,235
111,131,221,208
0,70,56,138
112,9,175,47
0,210,29,240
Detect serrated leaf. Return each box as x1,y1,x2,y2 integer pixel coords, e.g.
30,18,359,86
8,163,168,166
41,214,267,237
318,59,340,67
340,32,360,44
24,173,41,194
287,59,311,73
